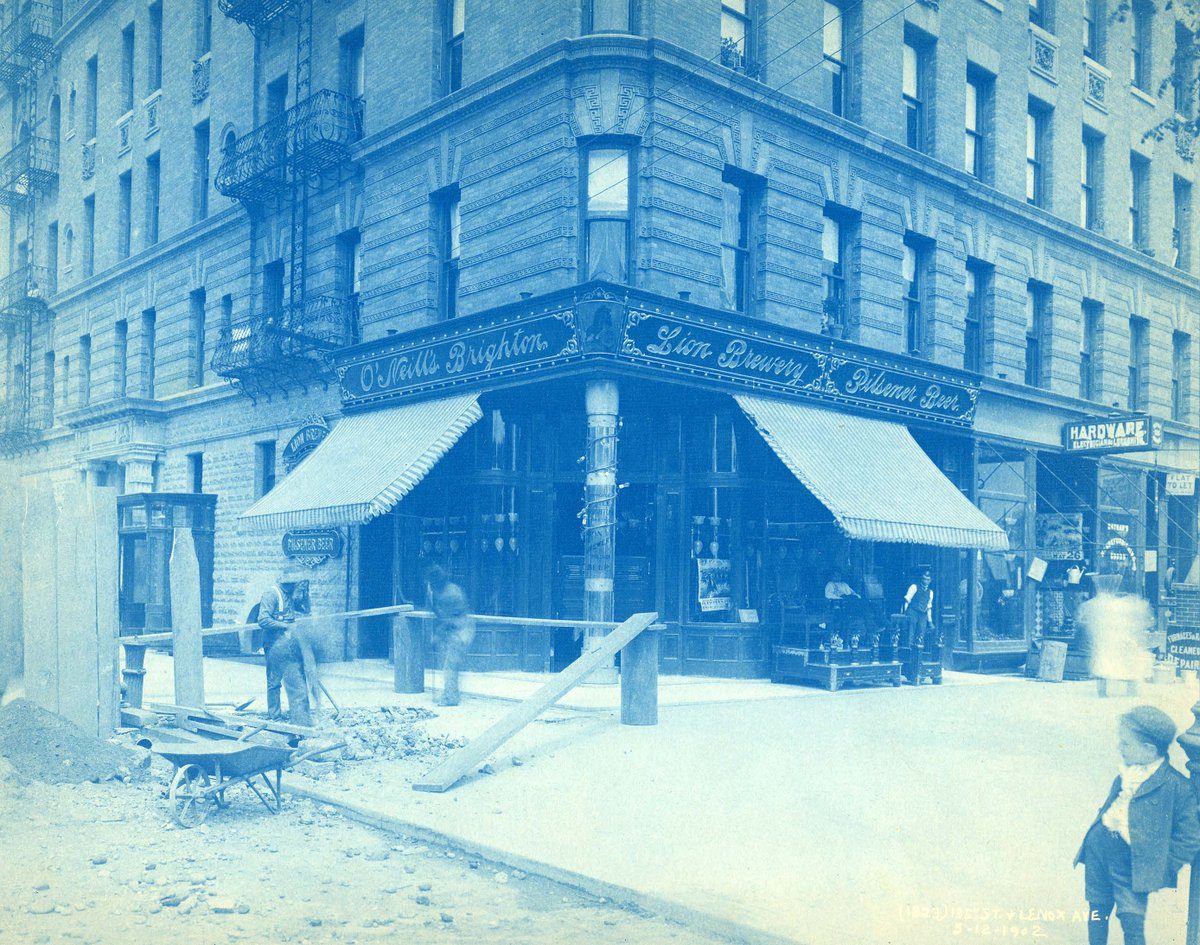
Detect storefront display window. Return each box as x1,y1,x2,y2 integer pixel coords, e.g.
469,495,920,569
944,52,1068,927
1097,464,1144,595
975,444,1029,642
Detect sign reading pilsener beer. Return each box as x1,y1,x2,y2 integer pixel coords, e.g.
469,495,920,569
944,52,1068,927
1063,413,1162,453
282,528,344,568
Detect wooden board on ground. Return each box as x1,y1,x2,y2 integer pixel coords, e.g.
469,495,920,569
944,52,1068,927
413,612,658,794
1037,640,1068,682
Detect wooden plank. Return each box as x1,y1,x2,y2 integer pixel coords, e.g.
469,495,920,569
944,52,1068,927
92,486,120,734
413,612,658,794
122,603,418,646
168,528,205,708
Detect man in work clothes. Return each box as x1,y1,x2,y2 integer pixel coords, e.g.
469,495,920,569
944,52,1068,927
426,566,475,706
257,576,312,726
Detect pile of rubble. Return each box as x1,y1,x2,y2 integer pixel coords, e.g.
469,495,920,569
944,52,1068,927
333,706,465,762
0,699,149,785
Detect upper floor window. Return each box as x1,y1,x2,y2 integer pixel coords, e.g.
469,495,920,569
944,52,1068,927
435,188,461,319
902,37,931,153
1175,176,1193,271
720,0,750,74
117,171,132,260
145,153,160,246
1176,23,1196,118
189,289,206,388
1173,331,1192,422
964,260,990,374
445,0,464,95
821,209,851,337
255,440,277,497
43,351,55,427
902,239,929,356
1131,1,1153,92
1081,131,1103,230
79,334,91,407
114,320,128,398
1128,315,1148,410
1026,104,1049,207
583,146,631,283
148,2,163,93
584,0,634,33
1129,152,1150,249
1080,300,1101,401
965,70,992,180
339,27,366,140
263,259,285,322
195,0,212,58
84,55,98,141
720,168,761,315
1028,0,1051,32
1025,282,1049,388
822,2,847,117
120,22,135,114
193,121,210,223
1084,0,1104,61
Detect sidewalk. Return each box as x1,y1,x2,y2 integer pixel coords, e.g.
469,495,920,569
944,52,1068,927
140,654,1197,945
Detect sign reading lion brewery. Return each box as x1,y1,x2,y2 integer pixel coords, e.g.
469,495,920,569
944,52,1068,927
338,308,581,408
1063,413,1162,453
620,309,979,426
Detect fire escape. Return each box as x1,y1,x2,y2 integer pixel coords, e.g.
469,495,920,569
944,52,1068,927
211,0,362,398
0,1,59,452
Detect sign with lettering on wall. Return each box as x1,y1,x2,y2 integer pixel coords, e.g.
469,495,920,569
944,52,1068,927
1166,473,1197,496
282,416,331,473
282,528,344,568
1063,413,1163,453
619,309,979,427
1167,630,1200,671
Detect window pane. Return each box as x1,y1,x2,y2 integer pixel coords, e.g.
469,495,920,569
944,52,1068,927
822,2,842,58
721,11,745,49
821,215,840,262
587,149,629,214
725,0,746,12
902,44,918,98
452,0,465,35
449,199,461,258
1026,114,1037,160
902,244,916,283
592,0,630,31
965,136,977,175
587,218,627,281
965,80,978,131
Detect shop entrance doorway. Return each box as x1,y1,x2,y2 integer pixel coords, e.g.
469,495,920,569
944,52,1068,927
357,514,395,659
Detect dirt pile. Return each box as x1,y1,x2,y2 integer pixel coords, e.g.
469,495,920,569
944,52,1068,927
336,706,465,762
0,699,148,785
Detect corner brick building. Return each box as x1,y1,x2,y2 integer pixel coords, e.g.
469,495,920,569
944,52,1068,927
1,0,1197,679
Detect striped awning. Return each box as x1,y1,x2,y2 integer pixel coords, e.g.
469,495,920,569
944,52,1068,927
239,393,482,531
735,394,1010,551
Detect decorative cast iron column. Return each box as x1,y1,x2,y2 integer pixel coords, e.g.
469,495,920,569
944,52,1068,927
583,378,619,684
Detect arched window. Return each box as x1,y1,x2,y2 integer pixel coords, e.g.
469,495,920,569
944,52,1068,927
67,86,76,136
49,95,60,146
222,129,236,154
63,226,74,271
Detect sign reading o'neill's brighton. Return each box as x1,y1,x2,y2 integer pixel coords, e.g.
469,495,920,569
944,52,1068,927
336,286,980,427
1062,412,1164,454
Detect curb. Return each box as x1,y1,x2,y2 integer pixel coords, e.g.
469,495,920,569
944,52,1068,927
287,781,807,945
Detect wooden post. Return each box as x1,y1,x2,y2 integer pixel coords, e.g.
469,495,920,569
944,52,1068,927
1179,685,1200,945
122,644,147,709
620,624,659,726
169,527,205,708
583,378,619,685
393,615,425,694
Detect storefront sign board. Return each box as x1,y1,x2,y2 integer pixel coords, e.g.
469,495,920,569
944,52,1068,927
282,528,344,568
282,416,331,473
1166,473,1197,496
1167,630,1200,671
620,310,979,427
338,309,582,408
1062,414,1162,453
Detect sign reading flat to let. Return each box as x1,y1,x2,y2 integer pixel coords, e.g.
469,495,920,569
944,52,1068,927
1063,413,1162,453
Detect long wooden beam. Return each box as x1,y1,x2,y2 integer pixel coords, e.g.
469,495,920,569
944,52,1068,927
412,612,658,794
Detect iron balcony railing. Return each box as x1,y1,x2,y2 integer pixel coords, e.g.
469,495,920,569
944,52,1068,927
0,1,61,82
211,295,359,378
215,90,363,203
217,0,298,31
0,265,55,318
0,136,59,205
0,393,42,451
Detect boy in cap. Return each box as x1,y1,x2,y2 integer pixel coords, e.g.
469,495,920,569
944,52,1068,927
1075,705,1200,945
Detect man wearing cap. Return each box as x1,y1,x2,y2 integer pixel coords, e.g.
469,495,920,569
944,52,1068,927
1075,705,1200,945
425,566,475,707
257,573,312,726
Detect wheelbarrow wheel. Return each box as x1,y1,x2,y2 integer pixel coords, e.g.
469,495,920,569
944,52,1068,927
169,764,215,828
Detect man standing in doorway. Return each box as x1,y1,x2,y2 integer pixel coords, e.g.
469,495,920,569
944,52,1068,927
425,566,475,707
257,573,312,726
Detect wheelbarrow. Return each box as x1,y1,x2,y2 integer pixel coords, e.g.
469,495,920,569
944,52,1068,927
147,737,344,828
